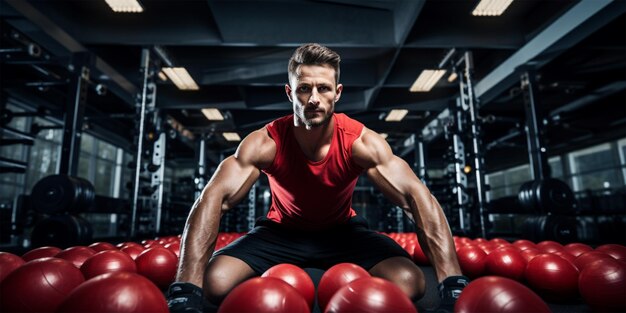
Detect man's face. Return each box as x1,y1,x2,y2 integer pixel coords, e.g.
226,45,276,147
286,64,343,130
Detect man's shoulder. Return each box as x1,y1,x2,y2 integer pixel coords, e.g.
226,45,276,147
335,113,364,136
238,128,276,169
267,114,294,128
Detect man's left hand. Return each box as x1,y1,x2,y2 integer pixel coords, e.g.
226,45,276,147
437,275,470,312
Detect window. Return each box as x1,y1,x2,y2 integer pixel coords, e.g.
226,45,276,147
77,133,125,197
619,138,626,184
0,103,30,206
1,100,132,209
568,143,623,191
486,164,531,199
25,118,63,192
505,164,531,195
486,172,506,200
549,156,563,179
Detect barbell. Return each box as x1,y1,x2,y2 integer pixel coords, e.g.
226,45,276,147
31,175,95,214
30,214,93,248
518,178,575,214
521,215,578,243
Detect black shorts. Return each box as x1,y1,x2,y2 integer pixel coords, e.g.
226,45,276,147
212,216,411,275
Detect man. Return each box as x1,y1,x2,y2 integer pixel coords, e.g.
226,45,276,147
168,43,468,312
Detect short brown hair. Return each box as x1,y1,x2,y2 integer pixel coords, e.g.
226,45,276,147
288,43,341,85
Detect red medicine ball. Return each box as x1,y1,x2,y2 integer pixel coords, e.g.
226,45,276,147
57,272,168,313
456,245,487,279
54,246,96,268
317,263,371,311
325,277,417,313
525,254,579,301
484,248,526,281
0,252,24,284
455,276,550,313
218,277,309,313
578,258,626,312
80,250,137,279
0,258,84,313
135,247,178,289
88,242,117,252
595,244,626,262
21,246,61,262
262,263,315,310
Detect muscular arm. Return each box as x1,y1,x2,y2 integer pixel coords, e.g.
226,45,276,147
176,128,275,286
352,128,461,282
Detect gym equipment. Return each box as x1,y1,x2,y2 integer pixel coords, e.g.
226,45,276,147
456,245,487,279
521,215,578,243
31,174,95,214
0,258,84,313
595,244,626,262
130,48,166,238
30,214,93,248
135,247,178,289
437,49,488,237
484,248,526,281
0,107,47,126
518,70,577,215
0,252,24,284
21,246,61,262
80,250,137,279
54,246,96,268
578,258,626,312
518,178,575,214
525,254,579,301
218,277,309,313
317,263,371,311
87,241,116,252
325,277,417,313
455,276,550,313
261,263,315,310
57,272,169,313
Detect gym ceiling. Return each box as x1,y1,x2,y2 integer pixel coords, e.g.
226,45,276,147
1,0,625,170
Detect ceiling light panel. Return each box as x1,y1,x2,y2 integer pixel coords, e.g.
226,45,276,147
104,0,144,13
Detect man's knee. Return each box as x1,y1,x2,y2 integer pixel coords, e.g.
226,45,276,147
399,265,426,301
203,255,257,304
370,257,426,301
203,267,236,304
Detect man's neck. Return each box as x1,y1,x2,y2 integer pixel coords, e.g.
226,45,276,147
293,115,335,161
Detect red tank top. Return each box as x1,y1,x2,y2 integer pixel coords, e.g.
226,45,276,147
262,113,364,229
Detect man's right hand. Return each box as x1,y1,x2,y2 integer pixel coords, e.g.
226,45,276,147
167,282,206,313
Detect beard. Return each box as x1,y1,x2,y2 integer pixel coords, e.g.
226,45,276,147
299,106,334,129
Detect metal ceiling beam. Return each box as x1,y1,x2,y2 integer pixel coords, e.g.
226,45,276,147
364,0,426,108
551,81,626,116
474,0,624,104
200,61,286,85
4,0,138,105
420,0,624,143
